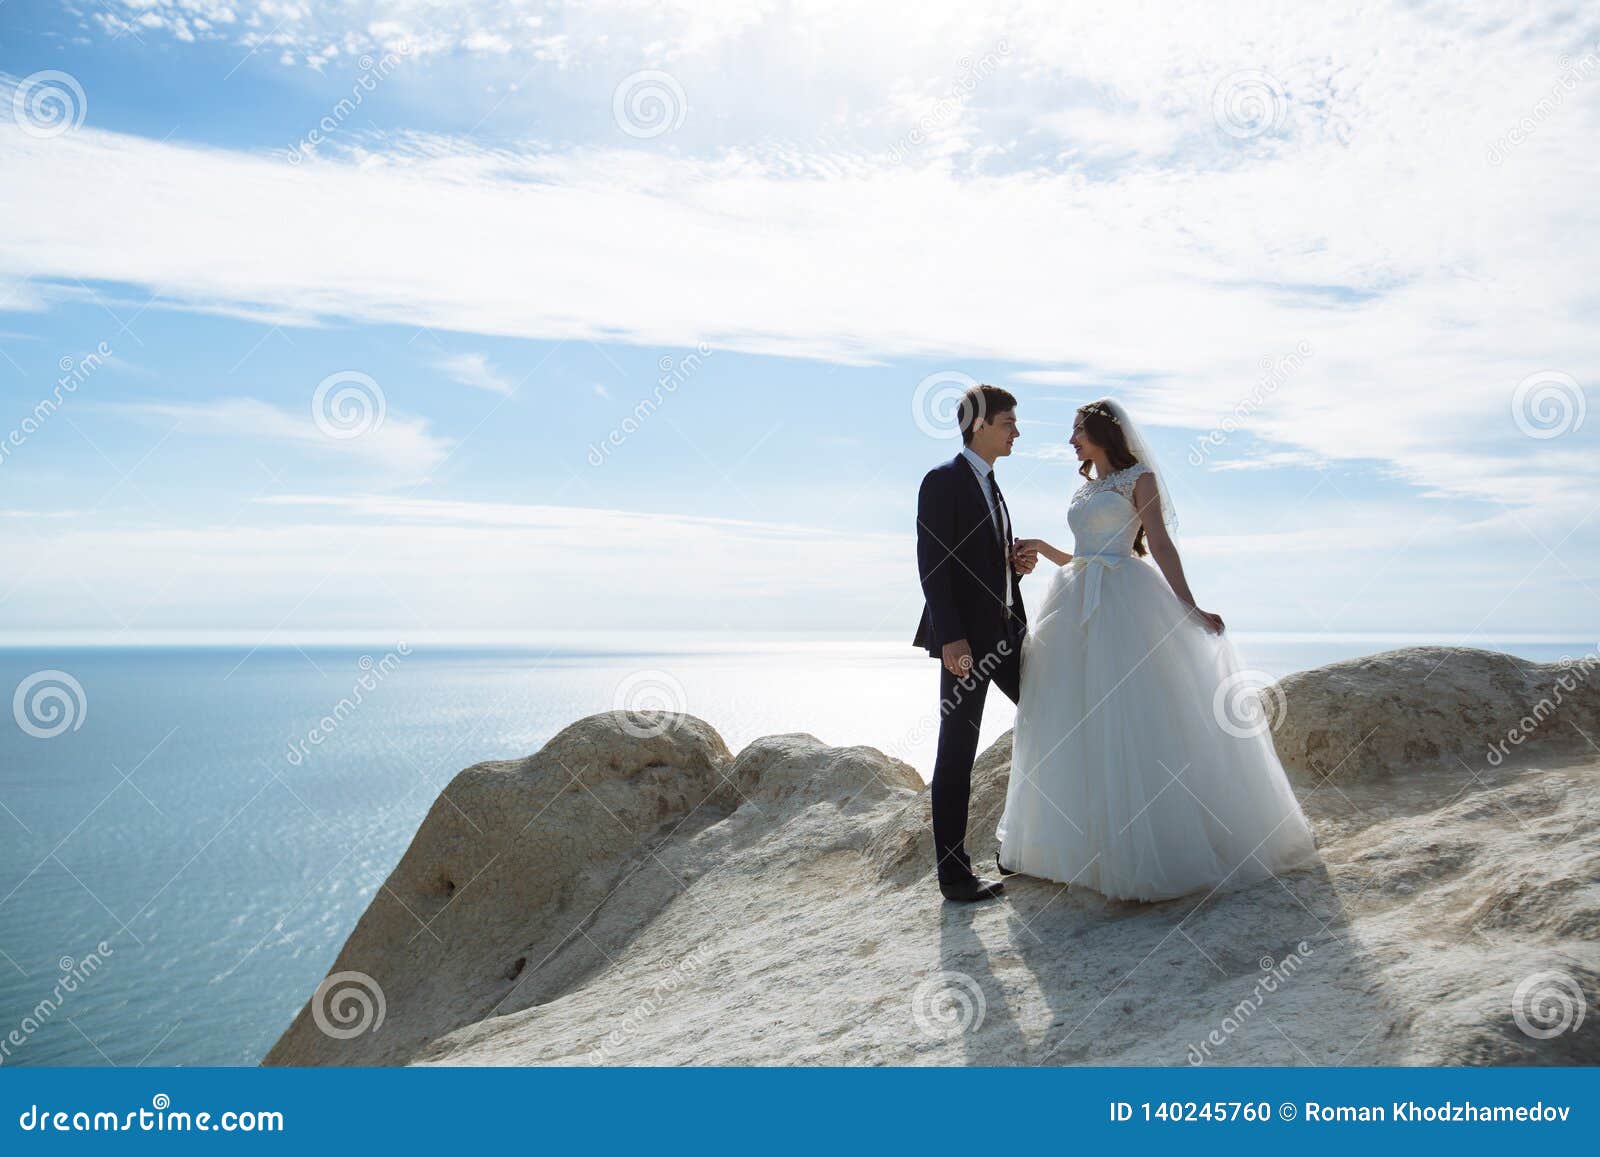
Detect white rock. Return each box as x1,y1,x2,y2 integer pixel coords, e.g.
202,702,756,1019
266,648,1600,1067
1271,645,1600,781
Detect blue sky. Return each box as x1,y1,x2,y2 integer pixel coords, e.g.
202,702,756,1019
0,1,1597,643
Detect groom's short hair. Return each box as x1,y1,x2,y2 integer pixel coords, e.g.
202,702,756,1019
959,384,1018,445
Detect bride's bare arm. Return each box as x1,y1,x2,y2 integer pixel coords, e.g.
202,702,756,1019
1132,474,1224,633
1013,537,1071,567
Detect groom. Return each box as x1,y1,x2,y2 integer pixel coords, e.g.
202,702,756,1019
914,384,1036,903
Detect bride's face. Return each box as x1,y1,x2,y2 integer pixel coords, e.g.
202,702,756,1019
1069,417,1094,460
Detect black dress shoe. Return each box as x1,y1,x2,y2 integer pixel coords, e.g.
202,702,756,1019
939,875,1006,902
995,850,1017,878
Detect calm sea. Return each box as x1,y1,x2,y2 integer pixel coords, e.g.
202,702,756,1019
0,634,1588,1066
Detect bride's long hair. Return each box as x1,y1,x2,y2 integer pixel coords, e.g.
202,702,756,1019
1076,399,1147,556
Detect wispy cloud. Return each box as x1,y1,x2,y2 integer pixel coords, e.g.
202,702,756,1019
254,491,907,540
1204,450,1329,472
82,0,572,67
0,486,1578,636
3,4,1598,531
8,114,1594,511
107,398,452,480
433,351,514,395
0,494,911,634
1015,443,1081,464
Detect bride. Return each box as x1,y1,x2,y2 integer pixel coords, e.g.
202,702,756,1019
995,398,1317,901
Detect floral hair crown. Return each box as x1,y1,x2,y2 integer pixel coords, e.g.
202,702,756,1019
1079,401,1121,425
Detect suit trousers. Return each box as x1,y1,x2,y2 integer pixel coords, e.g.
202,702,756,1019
930,623,1024,884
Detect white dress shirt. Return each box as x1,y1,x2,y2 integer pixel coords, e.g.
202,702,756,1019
961,446,1013,609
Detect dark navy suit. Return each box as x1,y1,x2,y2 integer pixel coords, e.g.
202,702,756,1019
914,452,1028,883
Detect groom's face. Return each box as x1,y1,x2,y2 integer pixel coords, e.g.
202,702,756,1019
972,409,1019,459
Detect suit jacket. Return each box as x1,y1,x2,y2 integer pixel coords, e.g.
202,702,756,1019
913,453,1028,658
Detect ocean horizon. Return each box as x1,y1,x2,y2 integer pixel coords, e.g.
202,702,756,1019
2,632,1593,1067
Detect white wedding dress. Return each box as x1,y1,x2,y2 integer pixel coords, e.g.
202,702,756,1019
995,462,1318,901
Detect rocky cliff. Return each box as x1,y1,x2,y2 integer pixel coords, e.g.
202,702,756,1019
264,646,1599,1066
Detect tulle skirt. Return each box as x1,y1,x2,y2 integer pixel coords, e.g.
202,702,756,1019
996,555,1318,901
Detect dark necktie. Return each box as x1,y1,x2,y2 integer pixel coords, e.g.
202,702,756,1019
987,472,1010,550
988,471,1016,613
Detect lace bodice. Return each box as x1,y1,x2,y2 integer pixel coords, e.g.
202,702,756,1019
1067,463,1151,557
